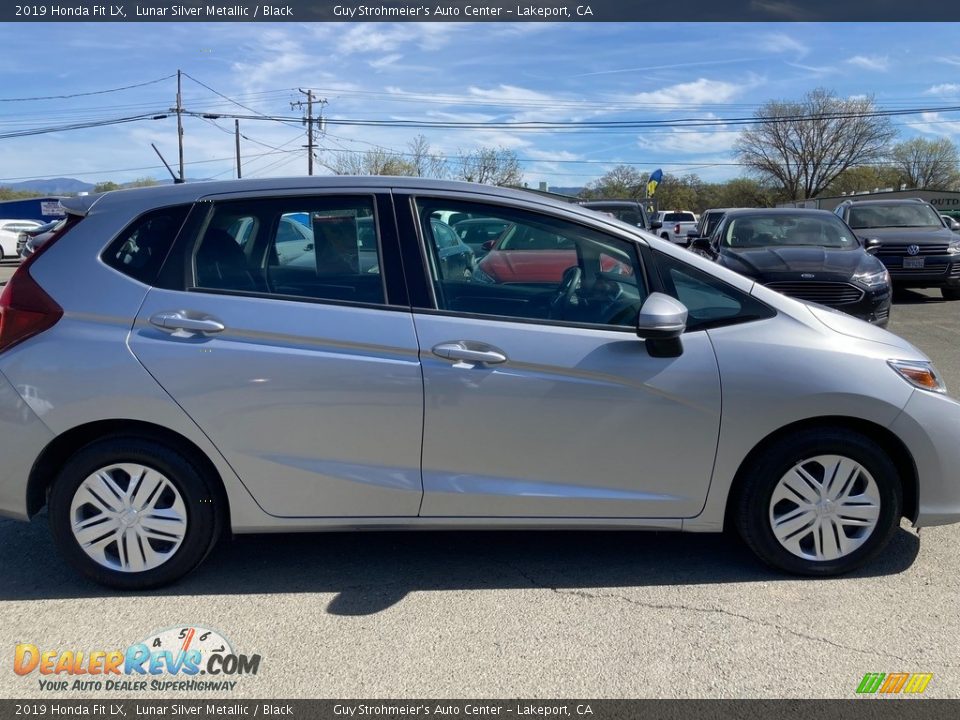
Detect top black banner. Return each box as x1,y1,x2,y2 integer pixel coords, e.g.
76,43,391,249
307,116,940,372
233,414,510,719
3,0,960,22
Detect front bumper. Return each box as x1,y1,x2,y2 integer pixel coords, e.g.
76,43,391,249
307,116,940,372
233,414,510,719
879,254,960,289
890,389,960,527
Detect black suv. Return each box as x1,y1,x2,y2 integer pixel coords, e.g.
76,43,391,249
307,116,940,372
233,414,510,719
577,200,650,230
834,198,960,300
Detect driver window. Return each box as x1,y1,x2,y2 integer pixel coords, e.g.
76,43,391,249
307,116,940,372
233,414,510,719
416,199,646,328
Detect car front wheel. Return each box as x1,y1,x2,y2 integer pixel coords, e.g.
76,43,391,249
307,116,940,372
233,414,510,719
48,437,221,589
734,428,902,576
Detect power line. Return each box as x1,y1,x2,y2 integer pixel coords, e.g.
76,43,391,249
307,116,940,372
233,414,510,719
0,75,177,103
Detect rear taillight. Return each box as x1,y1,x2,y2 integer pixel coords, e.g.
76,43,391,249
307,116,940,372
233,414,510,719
0,220,72,353
0,271,63,353
674,223,681,235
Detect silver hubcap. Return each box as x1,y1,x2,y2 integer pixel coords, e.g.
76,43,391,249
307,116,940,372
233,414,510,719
69,463,188,573
769,454,881,562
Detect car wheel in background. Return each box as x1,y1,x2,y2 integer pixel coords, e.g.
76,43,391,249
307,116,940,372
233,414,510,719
48,436,222,589
734,428,901,576
941,287,960,301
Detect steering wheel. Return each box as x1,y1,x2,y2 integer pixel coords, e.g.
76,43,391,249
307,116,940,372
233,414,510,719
550,266,582,319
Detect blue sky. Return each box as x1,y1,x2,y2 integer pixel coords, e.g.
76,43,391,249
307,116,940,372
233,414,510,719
2,22,960,188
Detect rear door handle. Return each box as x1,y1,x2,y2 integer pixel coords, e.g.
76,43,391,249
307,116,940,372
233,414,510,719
432,341,508,365
149,311,226,334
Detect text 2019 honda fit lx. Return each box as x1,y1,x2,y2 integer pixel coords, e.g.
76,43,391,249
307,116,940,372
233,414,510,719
0,178,958,589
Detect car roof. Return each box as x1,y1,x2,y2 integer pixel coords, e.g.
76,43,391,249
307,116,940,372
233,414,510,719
579,200,643,207
722,208,838,218
839,198,931,206
62,177,579,216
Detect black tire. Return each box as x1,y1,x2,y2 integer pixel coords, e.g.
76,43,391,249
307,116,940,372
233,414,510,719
48,436,222,590
734,428,902,576
941,287,960,301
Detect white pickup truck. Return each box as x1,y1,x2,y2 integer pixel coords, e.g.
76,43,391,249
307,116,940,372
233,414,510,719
650,210,698,244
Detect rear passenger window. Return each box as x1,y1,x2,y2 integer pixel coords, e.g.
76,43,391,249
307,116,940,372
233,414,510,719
102,205,191,285
191,196,385,305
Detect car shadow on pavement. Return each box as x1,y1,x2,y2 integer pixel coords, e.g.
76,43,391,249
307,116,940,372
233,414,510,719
892,288,944,305
0,518,921,613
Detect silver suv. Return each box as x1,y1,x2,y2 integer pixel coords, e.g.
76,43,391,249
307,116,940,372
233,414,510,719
1,177,959,588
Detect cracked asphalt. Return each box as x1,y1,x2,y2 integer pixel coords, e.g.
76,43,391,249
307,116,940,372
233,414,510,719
1,283,958,699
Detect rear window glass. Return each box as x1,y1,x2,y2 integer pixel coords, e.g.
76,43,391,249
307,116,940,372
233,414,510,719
663,212,696,223
102,205,191,285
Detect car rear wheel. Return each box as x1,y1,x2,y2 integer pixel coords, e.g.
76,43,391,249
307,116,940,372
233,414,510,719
734,428,901,576
48,437,221,589
941,287,960,301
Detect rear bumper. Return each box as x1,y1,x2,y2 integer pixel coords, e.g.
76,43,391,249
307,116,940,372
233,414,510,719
889,389,960,528
0,371,54,520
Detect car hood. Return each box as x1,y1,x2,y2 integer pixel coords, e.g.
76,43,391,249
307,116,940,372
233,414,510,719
852,226,955,243
721,246,876,278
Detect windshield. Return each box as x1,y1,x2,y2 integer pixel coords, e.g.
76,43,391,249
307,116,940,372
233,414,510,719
847,203,943,229
722,214,858,250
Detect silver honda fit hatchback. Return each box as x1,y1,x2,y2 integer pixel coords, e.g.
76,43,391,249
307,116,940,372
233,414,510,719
0,177,958,589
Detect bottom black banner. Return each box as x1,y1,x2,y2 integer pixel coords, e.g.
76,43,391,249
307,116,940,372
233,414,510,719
1,700,959,720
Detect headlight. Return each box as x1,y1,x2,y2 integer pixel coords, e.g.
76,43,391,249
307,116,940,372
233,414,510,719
948,240,960,255
854,267,890,288
472,266,496,284
888,359,946,393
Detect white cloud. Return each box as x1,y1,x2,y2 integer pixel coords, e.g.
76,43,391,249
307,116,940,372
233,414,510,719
906,112,960,138
369,54,403,69
925,83,960,96
758,32,809,58
935,56,960,68
846,55,890,72
636,118,741,156
335,24,454,55
622,78,749,107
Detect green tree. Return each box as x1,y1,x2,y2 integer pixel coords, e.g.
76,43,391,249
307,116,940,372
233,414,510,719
581,165,647,200
93,181,121,193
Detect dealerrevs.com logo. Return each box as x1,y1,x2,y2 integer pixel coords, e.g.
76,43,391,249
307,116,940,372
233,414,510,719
14,626,261,693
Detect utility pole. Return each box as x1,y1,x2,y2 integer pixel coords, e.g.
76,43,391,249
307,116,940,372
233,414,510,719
175,70,185,182
291,89,325,176
235,119,242,179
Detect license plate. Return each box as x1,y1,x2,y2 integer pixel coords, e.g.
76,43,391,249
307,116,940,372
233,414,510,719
903,257,925,269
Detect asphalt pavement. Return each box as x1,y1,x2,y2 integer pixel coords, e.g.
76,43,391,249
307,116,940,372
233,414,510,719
0,283,958,699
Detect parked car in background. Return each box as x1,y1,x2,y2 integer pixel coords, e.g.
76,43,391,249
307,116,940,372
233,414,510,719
0,219,43,260
695,208,892,326
940,214,960,232
2,177,959,589
578,200,649,230
17,220,63,258
452,217,510,258
651,210,698,244
687,208,735,247
834,198,960,300
19,220,67,260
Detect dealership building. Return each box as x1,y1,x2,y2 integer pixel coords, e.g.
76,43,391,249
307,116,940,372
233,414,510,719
781,188,960,214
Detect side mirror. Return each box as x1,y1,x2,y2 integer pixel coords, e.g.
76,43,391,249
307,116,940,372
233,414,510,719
637,293,688,358
692,237,714,254
482,239,496,251
650,220,663,230
636,293,687,339
863,237,882,255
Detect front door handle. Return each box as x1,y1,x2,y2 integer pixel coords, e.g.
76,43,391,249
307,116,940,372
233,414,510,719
432,341,508,365
149,311,226,334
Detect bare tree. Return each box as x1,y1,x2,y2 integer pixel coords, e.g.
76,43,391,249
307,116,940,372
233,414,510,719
735,88,896,200
456,147,522,186
890,137,960,190
325,148,416,176
407,135,449,178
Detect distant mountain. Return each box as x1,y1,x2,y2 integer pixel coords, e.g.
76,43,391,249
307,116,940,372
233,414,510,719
3,178,96,195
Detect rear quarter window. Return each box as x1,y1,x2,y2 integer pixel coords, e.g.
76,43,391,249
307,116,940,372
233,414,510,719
102,205,191,285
